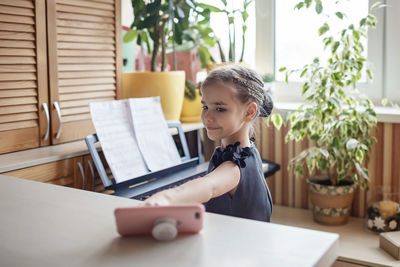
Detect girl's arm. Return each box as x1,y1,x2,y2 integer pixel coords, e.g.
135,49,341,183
144,161,240,206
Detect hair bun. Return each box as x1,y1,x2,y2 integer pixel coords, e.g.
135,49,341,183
259,91,273,118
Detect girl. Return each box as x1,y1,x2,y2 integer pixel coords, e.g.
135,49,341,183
145,65,273,222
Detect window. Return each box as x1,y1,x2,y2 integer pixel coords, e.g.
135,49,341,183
255,0,400,104
197,0,256,66
275,0,368,82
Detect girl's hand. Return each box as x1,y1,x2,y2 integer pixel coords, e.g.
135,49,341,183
143,192,171,206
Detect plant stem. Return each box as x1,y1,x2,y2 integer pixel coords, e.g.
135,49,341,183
217,40,226,62
232,20,236,62
169,0,177,70
228,23,233,62
160,18,168,71
239,29,245,62
151,24,160,71
151,41,159,72
327,166,336,186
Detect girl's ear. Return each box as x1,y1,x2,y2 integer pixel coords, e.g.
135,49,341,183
245,102,258,122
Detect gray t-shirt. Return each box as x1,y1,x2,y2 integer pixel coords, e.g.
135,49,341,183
204,142,273,222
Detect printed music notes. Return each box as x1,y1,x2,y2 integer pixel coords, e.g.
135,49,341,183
129,97,182,172
89,97,181,183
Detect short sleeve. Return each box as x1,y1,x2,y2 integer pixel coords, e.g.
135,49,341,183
211,142,251,169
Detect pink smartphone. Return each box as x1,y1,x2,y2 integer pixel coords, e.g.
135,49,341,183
114,204,205,238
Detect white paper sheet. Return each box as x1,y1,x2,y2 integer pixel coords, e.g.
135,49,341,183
128,97,182,172
89,100,148,183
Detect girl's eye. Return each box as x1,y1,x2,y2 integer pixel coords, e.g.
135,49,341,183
202,106,208,110
216,107,226,112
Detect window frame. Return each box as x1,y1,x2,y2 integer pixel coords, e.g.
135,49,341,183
255,0,386,104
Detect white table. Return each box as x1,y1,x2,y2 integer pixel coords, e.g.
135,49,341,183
0,175,338,267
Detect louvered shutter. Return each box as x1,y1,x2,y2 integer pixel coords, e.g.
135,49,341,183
47,0,121,144
0,0,49,154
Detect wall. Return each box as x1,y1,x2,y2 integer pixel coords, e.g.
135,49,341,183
254,119,400,218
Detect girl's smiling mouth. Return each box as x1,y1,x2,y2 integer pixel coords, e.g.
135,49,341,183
206,126,219,131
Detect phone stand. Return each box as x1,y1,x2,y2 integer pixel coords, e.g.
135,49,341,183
152,217,178,241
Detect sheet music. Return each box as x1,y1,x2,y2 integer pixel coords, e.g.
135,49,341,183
89,100,148,183
128,97,182,172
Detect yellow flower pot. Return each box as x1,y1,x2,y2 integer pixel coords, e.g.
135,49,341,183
180,90,202,123
122,71,185,121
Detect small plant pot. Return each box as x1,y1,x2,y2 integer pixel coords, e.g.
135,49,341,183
180,90,202,123
307,175,356,225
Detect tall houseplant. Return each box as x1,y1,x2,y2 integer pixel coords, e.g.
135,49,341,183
123,0,196,120
272,1,382,225
124,0,195,71
195,0,253,67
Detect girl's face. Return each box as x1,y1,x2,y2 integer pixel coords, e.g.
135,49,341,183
201,82,255,147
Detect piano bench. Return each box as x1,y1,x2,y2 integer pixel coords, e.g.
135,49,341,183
262,160,280,178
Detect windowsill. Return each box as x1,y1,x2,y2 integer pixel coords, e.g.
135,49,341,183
273,101,400,124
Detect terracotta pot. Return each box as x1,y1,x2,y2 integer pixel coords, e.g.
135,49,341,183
180,90,202,123
122,71,185,121
307,175,356,225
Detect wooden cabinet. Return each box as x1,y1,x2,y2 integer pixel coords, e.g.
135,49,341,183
83,154,114,194
0,0,49,153
2,153,115,194
3,156,85,189
0,0,121,154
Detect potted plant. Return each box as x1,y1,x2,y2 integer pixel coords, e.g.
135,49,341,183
122,0,196,120
180,80,202,123
271,0,383,225
194,0,253,71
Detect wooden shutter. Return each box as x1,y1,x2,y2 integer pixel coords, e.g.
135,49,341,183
47,0,122,144
0,0,49,154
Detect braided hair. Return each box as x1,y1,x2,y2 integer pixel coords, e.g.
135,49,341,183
201,65,273,118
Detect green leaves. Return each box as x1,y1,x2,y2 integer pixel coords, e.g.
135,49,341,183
198,44,212,68
275,0,380,188
130,0,196,71
197,3,224,12
366,68,373,80
356,149,364,163
335,12,344,19
294,2,304,10
331,41,340,53
315,0,323,14
242,11,249,22
346,139,358,150
318,23,329,36
301,82,310,95
271,114,283,130
360,18,367,27
123,29,138,43
355,163,369,180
